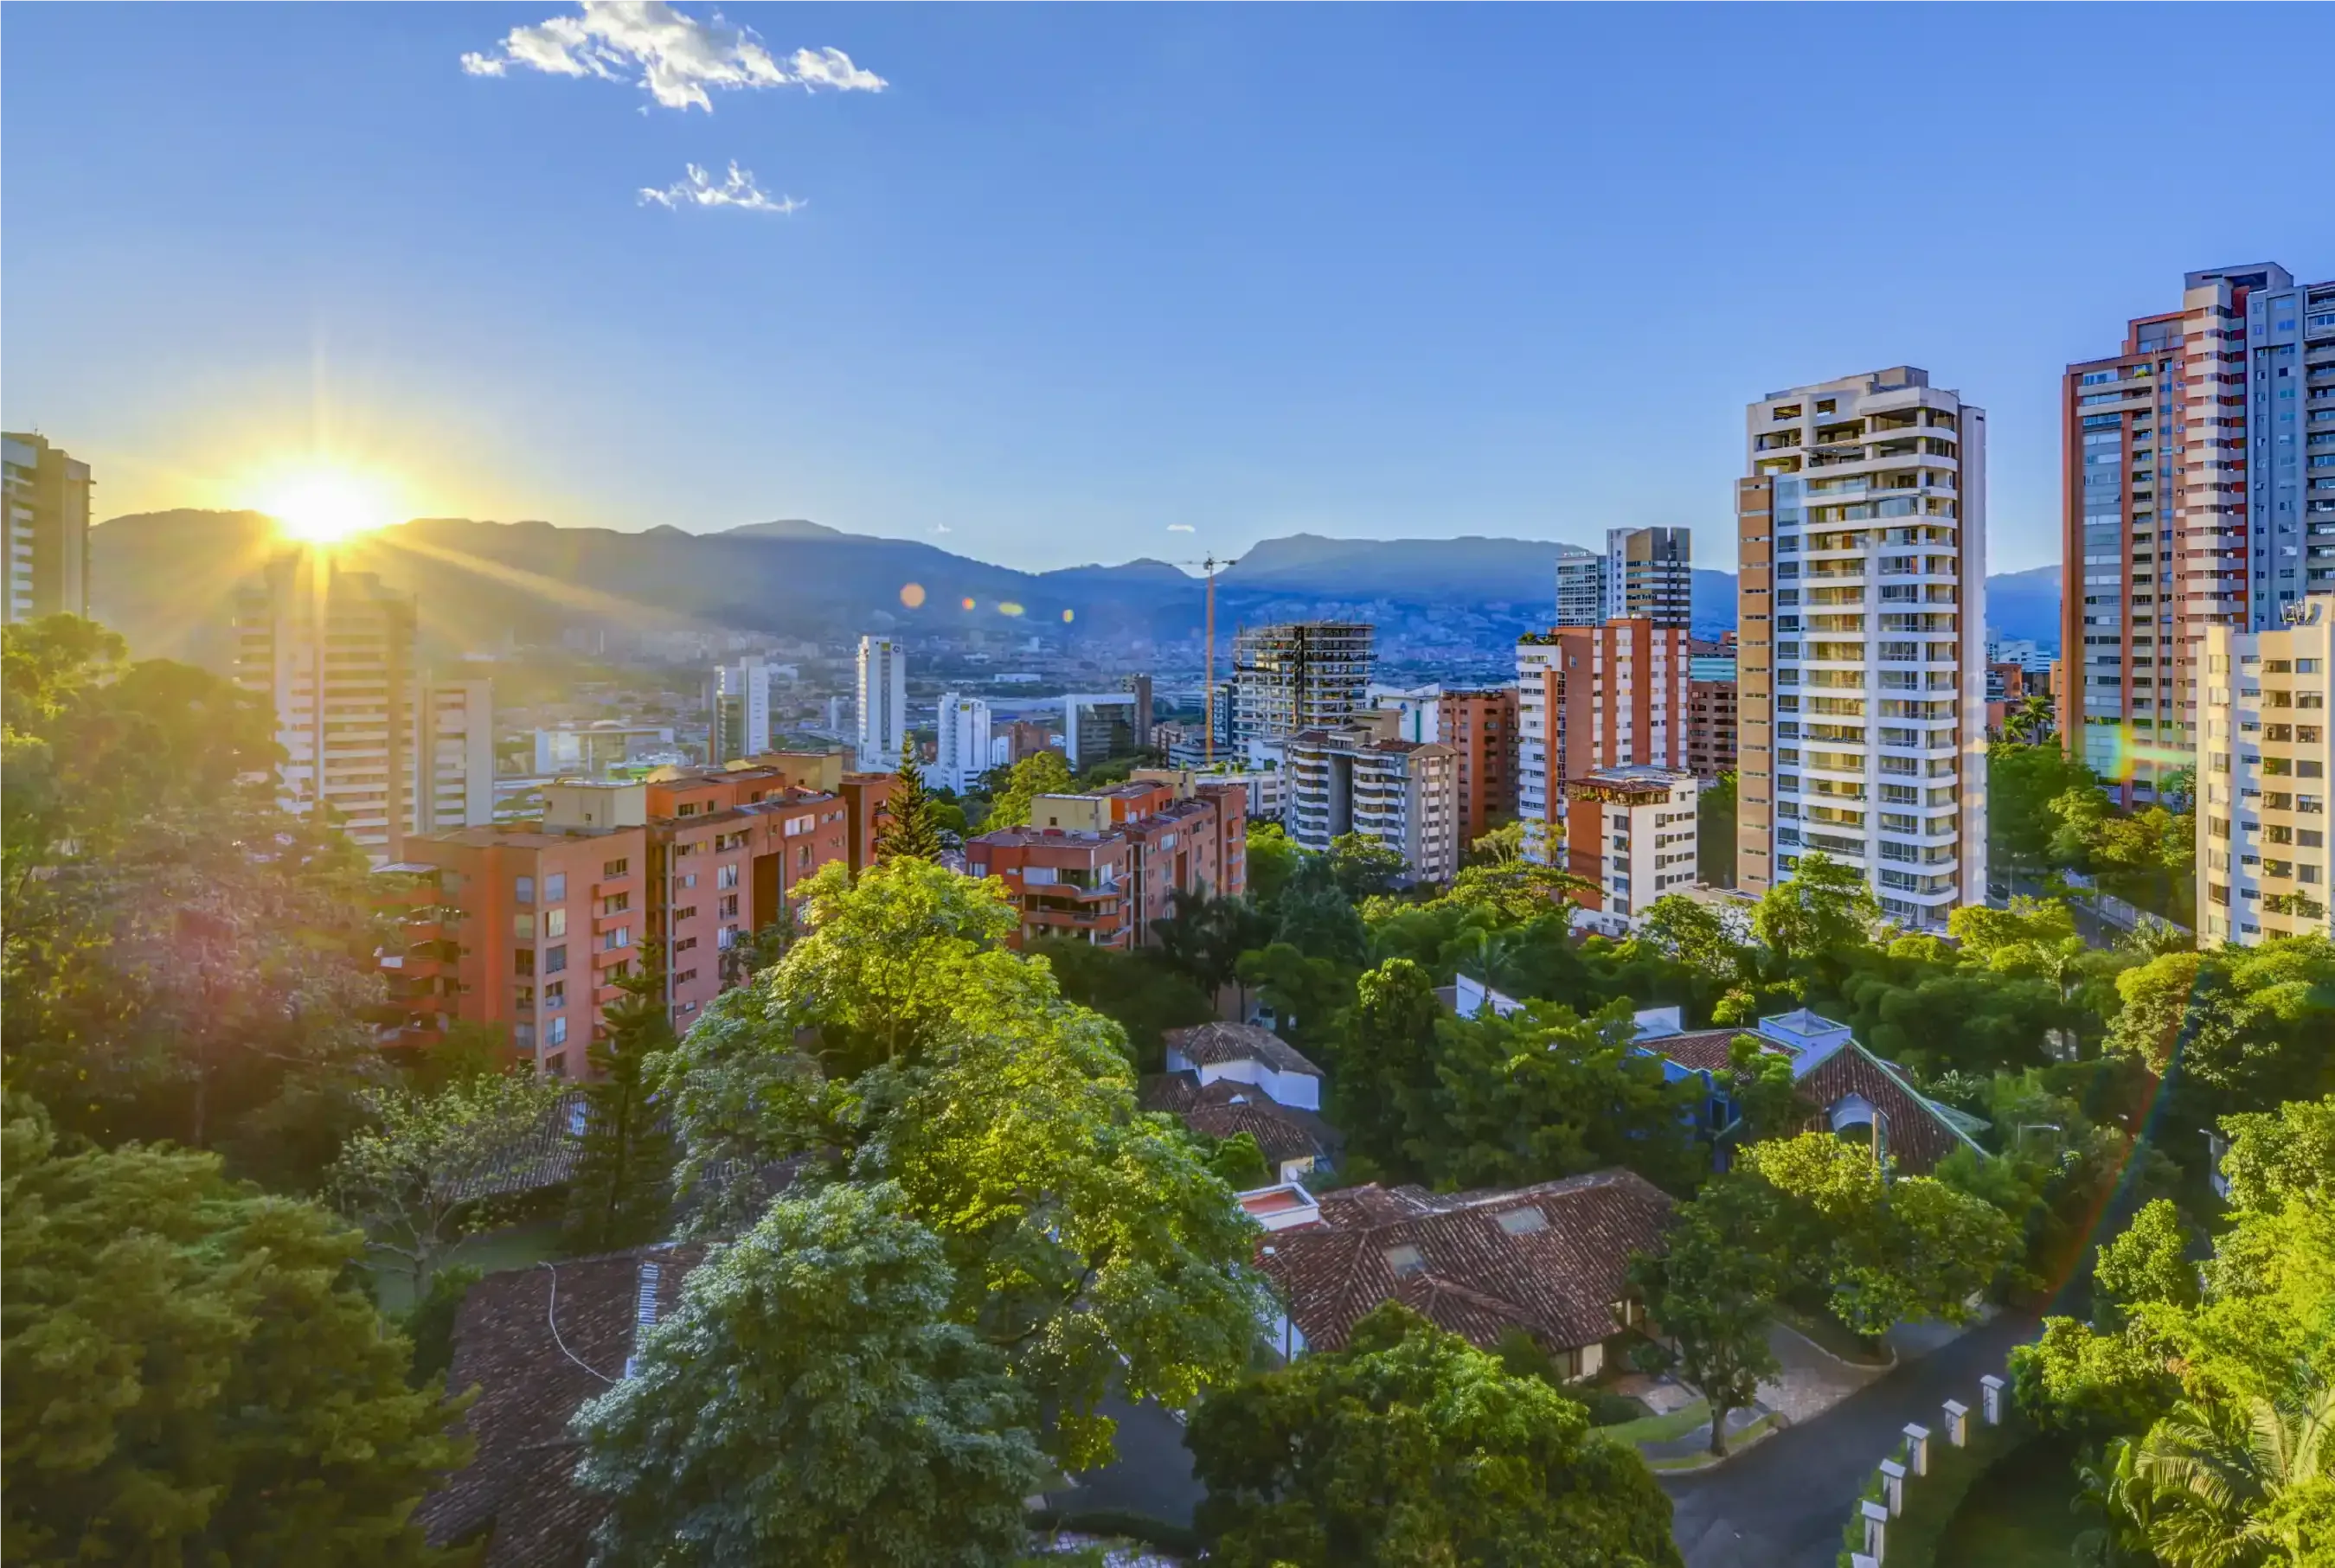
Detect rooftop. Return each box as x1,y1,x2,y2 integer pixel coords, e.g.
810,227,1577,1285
1163,1021,1323,1078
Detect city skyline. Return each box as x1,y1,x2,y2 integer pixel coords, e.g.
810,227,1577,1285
7,4,2332,576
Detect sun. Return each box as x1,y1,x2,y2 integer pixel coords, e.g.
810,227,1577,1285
260,465,399,546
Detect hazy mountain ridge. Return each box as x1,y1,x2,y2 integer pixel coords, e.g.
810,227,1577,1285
88,510,2058,667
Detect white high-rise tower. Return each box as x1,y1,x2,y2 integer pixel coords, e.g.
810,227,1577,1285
856,636,908,771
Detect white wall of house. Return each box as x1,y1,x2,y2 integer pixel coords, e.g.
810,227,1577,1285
1164,1047,1323,1111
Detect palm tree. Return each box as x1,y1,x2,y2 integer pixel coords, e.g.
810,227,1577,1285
2134,1375,2335,1567
2004,692,2056,745
2072,1437,2158,1568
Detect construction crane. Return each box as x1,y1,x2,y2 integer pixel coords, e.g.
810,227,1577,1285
1170,554,1239,765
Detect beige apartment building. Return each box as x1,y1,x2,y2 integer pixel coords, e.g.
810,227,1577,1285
2197,598,2335,947
1735,368,1989,931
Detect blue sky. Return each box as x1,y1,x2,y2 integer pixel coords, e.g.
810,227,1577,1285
5,3,2331,576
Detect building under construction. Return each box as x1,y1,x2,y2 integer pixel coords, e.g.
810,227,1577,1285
1232,621,1376,746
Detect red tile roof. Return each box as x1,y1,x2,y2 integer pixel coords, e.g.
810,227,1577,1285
1254,1168,1673,1354
1163,1021,1322,1078
1795,1042,1979,1175
419,1245,706,1566
1639,1027,1743,1075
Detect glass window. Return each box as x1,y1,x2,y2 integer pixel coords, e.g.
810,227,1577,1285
602,858,629,879
545,872,568,901
514,912,536,940
544,944,568,975
514,875,535,905
546,908,567,938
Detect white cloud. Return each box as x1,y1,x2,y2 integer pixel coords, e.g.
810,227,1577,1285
931,522,952,534
462,3,884,112
638,162,805,214
1166,524,1196,533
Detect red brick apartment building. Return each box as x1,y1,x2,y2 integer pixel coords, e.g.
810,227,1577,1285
385,758,851,1074
965,769,1247,949
1439,688,1519,845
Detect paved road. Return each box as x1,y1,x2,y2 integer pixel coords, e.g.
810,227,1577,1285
1662,1312,2040,1568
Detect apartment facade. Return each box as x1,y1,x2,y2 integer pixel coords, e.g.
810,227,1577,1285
856,635,907,771
234,554,419,860
1554,550,1605,626
2,432,91,625
2060,265,2319,806
1440,687,1519,846
1022,771,1248,943
1686,657,1739,780
2197,598,2335,947
1563,766,1700,922
1602,527,1692,628
934,693,992,793
962,829,1136,948
419,679,497,833
1232,622,1376,746
1735,367,1989,931
1515,618,1690,861
711,656,778,763
1285,722,1459,881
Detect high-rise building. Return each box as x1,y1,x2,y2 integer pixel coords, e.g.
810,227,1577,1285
1736,367,1988,931
3,432,92,626
1686,661,1739,781
711,656,777,763
2197,596,2334,948
1286,717,1459,881
1368,682,1442,743
1439,688,1518,846
1554,551,1605,626
933,693,993,792
1563,765,1700,924
2061,266,2323,805
1062,692,1144,769
1514,618,1689,862
1602,527,1692,628
419,679,497,834
1232,622,1375,746
856,636,907,771
2243,274,2335,624
1119,673,1155,749
234,554,420,860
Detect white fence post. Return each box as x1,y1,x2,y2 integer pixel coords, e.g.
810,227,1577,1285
1980,1374,2005,1426
1878,1457,1907,1517
1902,1423,1930,1477
1861,1500,1889,1561
1942,1399,1969,1448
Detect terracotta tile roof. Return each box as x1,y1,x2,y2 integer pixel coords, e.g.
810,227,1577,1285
1182,1103,1322,1165
1254,1168,1673,1354
1139,1072,1337,1166
1637,1027,1744,1075
1796,1042,1980,1176
1162,1021,1322,1078
419,1245,707,1566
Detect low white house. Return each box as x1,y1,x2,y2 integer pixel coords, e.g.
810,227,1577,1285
1162,1022,1324,1112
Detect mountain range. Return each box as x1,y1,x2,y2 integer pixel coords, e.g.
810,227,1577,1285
88,510,2059,669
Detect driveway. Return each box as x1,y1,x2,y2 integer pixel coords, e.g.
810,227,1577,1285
1041,1396,1205,1527
1661,1311,2038,1568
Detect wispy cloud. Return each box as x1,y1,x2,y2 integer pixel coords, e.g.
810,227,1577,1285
638,162,805,214
462,2,884,112
1167,524,1196,533
931,523,953,534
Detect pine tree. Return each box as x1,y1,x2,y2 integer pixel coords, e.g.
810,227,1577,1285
873,740,945,862
561,958,679,1254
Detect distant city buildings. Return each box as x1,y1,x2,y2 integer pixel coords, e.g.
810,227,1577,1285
1686,657,1738,781
1554,550,1604,626
1061,690,1145,770
855,635,907,771
1367,682,1442,744
533,723,681,778
1286,714,1459,882
1515,618,1690,863
710,656,778,763
1735,366,1988,931
2062,264,2334,807
2197,597,2335,949
1232,622,1375,748
3,431,91,625
933,693,992,792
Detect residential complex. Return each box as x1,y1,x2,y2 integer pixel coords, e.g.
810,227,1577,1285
1735,367,1989,931
386,762,854,1066
964,769,1247,948
1232,621,1375,748
855,634,907,771
1286,716,1459,881
1686,656,1739,780
1562,765,1699,922
2197,597,2334,948
2,431,91,625
933,693,992,792
2061,264,2335,805
1554,547,1604,626
1515,617,1690,866
1438,687,1519,846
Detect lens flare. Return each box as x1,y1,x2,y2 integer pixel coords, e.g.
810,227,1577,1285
900,582,927,608
258,464,399,546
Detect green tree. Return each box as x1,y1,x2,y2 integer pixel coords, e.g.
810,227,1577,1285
1234,942,1355,1053
1155,887,1273,1014
1716,1034,1799,1144
1,1104,470,1566
1186,1302,1682,1568
1740,1132,2018,1341
2094,1199,2200,1322
562,963,679,1255
330,1070,562,1299
1242,820,1304,911
2133,1377,2335,1568
1326,831,1408,901
1329,958,1445,1175
1698,770,1737,887
1198,1130,1273,1190
982,749,1074,829
874,741,946,861
1751,851,1878,974
573,1182,1044,1568
652,857,1264,1470
1028,936,1214,1072
1267,852,1368,965
2011,1315,2179,1443
1641,892,1754,986
1630,1176,1784,1456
